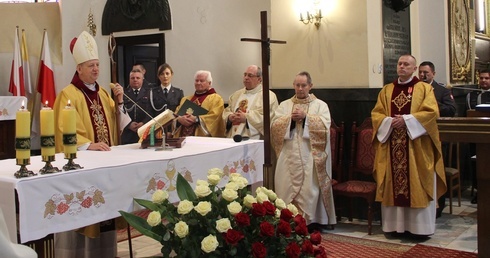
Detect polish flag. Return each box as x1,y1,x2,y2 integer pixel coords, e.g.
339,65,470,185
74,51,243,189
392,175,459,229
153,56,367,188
8,27,25,96
37,30,56,108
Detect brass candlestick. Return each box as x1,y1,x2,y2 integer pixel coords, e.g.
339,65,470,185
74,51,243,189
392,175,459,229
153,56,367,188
40,155,61,174
14,158,36,178
63,153,83,171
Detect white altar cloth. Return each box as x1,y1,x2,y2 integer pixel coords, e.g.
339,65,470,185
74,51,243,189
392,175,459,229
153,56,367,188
0,96,28,121
0,136,264,243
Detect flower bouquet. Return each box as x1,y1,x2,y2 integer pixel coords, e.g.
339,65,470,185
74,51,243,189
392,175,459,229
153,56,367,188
119,168,327,258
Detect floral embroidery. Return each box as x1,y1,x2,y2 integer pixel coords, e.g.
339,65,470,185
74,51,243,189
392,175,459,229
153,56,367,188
44,187,105,219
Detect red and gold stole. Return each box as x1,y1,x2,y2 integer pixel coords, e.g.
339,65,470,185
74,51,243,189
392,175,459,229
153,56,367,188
71,72,111,145
180,88,217,136
389,77,419,207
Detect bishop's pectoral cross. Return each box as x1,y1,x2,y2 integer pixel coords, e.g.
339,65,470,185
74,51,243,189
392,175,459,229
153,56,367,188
241,11,286,190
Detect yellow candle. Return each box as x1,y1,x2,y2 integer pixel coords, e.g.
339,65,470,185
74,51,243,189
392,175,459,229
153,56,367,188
40,101,55,157
15,101,31,161
62,100,77,158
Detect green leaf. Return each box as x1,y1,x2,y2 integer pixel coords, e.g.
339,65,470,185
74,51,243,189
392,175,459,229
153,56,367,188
176,173,197,201
133,198,161,211
119,210,163,242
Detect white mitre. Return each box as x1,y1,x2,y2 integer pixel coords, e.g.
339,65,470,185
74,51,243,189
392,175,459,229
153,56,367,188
70,31,98,64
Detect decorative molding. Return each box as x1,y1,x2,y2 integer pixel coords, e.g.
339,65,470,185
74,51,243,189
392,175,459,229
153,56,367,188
449,0,474,84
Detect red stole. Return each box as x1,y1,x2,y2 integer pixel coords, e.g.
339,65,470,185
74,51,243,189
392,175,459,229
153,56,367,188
71,72,112,145
389,77,419,207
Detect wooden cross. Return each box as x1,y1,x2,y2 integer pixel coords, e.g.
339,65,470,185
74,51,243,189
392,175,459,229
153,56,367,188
241,11,286,190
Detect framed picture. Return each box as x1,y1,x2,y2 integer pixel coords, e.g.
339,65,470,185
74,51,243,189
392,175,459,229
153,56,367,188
449,0,474,84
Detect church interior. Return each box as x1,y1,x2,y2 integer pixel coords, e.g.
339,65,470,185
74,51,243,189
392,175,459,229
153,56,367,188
0,0,486,257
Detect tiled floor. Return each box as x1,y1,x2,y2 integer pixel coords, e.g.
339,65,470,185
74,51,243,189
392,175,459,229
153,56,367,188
117,187,478,257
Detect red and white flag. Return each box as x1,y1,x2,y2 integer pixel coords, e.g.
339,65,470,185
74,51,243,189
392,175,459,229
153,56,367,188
8,27,25,96
21,29,33,100
37,30,56,107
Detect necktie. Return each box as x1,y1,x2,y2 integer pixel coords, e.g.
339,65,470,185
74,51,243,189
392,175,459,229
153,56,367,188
134,89,139,95
164,88,168,97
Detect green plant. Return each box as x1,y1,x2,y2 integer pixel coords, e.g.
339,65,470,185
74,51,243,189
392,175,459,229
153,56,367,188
120,169,327,258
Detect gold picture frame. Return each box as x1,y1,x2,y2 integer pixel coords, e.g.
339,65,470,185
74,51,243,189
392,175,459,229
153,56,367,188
449,0,474,84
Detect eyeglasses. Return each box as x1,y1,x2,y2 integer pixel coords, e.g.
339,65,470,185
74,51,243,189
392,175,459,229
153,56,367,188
243,73,258,78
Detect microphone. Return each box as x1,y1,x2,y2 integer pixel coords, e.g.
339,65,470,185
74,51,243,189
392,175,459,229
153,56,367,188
233,134,249,142
111,83,173,149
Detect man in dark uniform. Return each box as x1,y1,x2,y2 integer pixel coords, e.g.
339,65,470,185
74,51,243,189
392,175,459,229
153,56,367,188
121,69,153,144
419,61,457,218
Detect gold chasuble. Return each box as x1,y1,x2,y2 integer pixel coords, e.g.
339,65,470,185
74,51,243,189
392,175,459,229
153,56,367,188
174,88,225,137
372,78,446,208
54,73,119,152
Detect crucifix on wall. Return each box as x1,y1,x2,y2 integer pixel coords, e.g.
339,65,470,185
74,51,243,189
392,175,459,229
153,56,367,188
241,11,286,190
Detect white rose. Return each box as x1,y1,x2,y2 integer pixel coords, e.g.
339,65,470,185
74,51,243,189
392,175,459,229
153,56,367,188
194,201,212,216
225,182,239,191
207,168,224,178
195,185,212,198
255,186,266,195
227,201,242,215
196,179,209,187
201,234,219,253
275,198,287,210
275,208,281,218
207,174,221,185
152,190,169,204
146,211,161,227
287,203,299,215
265,189,277,201
236,177,248,189
229,173,242,182
215,218,232,233
177,200,194,215
243,194,257,208
174,221,189,238
256,192,269,203
222,188,238,202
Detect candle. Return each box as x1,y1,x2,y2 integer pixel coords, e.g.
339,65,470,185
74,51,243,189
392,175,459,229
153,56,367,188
15,101,31,161
40,101,55,158
62,100,77,158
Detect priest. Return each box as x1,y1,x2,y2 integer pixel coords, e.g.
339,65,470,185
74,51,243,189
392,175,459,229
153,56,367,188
53,31,130,257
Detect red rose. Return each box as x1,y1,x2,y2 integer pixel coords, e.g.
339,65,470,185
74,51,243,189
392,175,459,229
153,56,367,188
235,212,251,227
301,239,315,255
262,201,276,215
251,203,266,217
277,219,291,237
310,231,322,245
293,214,306,226
295,223,309,236
314,246,327,258
225,229,244,246
252,242,267,258
259,221,275,237
280,209,294,221
285,242,301,258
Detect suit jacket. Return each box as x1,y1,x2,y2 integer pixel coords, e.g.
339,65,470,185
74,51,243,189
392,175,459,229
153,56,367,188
151,85,184,114
431,80,457,117
121,86,152,144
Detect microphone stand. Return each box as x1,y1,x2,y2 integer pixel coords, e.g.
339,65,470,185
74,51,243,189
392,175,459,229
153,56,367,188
121,89,173,151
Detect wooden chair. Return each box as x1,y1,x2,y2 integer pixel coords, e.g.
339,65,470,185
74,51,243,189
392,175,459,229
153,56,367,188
330,119,345,186
332,117,377,235
445,142,461,214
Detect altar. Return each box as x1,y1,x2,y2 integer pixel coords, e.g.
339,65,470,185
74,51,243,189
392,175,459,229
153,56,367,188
0,136,264,243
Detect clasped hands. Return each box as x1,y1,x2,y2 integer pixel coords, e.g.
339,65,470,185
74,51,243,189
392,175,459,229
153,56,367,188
391,115,406,128
177,114,198,127
291,107,306,122
228,110,247,124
